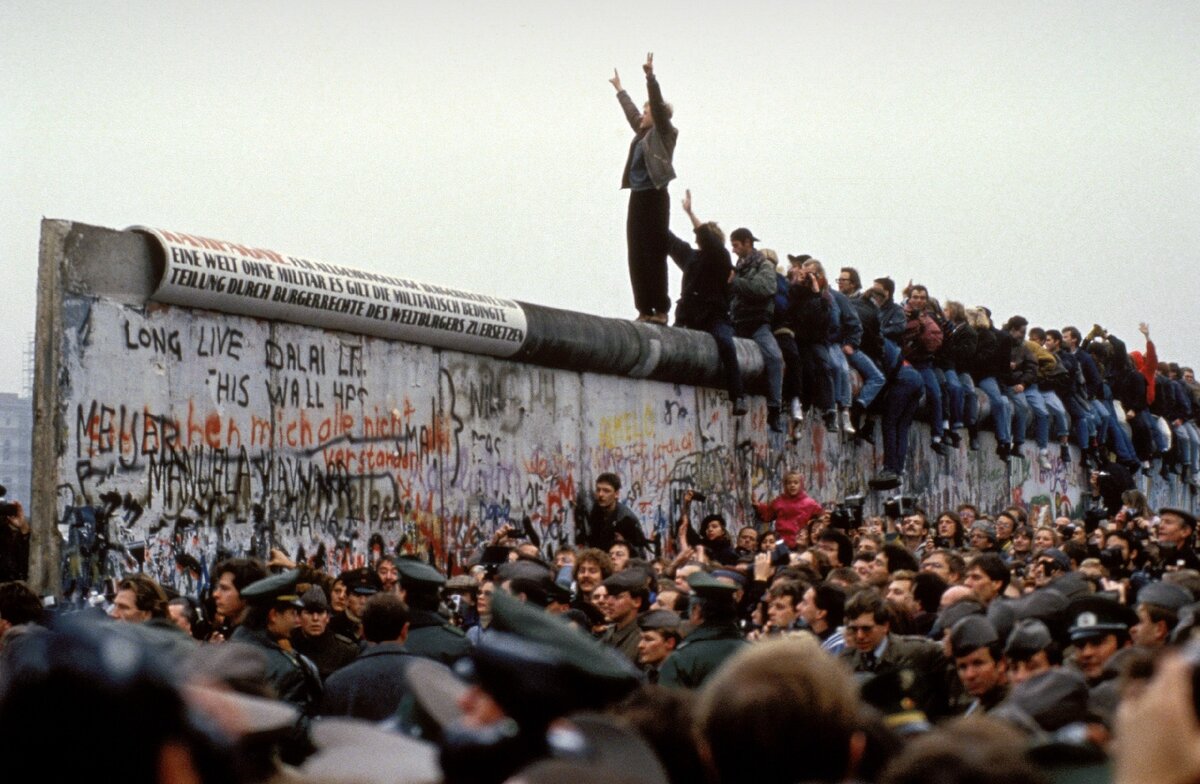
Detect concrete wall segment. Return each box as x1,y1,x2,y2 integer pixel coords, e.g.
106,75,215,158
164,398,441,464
32,221,1196,596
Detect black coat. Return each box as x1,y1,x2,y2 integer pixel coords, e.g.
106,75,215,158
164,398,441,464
668,231,732,329
320,642,417,721
787,286,832,346
404,610,472,666
291,628,360,680
939,322,977,373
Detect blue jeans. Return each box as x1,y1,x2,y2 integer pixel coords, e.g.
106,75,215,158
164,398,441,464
1004,385,1031,446
1185,422,1200,472
911,360,943,438
706,319,743,401
847,349,886,408
826,344,852,408
1023,386,1052,448
1173,422,1199,471
978,377,1013,444
940,368,966,428
1043,390,1070,440
883,365,923,474
738,322,783,411
1093,399,1137,463
1062,394,1095,448
956,372,978,428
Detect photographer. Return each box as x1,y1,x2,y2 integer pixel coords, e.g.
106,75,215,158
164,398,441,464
0,494,30,583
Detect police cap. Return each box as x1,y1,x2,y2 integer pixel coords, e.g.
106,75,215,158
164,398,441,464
395,558,446,589
240,569,303,608
636,609,682,633
1066,595,1136,642
1137,581,1192,612
338,567,381,596
1004,619,1054,660
949,615,999,658
686,571,739,601
602,569,649,596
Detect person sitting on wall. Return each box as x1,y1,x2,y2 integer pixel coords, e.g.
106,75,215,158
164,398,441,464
730,227,786,433
668,189,744,416
576,472,654,558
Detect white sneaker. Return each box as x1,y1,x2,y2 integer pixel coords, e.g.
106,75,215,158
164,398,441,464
1038,449,1052,471
840,407,855,435
790,398,803,424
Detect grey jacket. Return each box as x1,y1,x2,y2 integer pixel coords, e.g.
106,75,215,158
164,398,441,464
618,73,677,189
730,250,777,328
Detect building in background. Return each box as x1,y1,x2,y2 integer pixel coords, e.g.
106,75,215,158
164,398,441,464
0,335,35,512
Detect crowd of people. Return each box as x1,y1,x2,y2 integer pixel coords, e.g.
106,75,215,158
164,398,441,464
4,467,1200,783
614,54,1200,492
0,48,1197,784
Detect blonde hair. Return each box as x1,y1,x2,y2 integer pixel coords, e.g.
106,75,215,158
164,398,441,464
965,307,991,330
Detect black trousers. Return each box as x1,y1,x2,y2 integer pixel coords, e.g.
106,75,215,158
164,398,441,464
626,187,671,316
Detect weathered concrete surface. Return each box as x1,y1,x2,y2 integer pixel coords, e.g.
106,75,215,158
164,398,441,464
32,220,1196,594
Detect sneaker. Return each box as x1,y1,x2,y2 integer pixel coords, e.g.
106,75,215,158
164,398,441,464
790,397,804,425
945,430,962,448
732,396,748,416
869,470,901,490
646,312,668,325
839,407,856,435
1059,443,1071,464
931,439,950,457
1038,449,1052,471
823,410,839,433
969,434,981,451
996,442,1011,461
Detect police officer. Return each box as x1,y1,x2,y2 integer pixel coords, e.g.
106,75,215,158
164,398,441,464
948,615,1009,714
1065,594,1135,686
600,569,649,664
658,571,749,688
231,569,322,713
396,558,471,665
438,589,641,784
329,566,380,644
636,609,682,683
1005,619,1060,686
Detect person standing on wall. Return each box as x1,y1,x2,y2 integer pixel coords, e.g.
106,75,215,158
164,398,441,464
611,52,678,325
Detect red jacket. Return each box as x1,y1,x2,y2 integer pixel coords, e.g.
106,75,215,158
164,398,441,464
756,493,823,547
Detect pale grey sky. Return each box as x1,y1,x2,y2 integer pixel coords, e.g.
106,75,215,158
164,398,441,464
3,0,1197,395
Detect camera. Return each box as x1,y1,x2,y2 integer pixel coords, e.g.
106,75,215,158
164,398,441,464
883,494,918,520
0,484,18,519
1098,546,1126,574
830,494,866,531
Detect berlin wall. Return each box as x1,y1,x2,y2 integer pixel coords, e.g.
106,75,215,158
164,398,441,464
29,220,1196,597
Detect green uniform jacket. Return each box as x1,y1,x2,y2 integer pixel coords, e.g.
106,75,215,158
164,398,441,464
231,625,323,712
657,622,748,689
602,618,641,665
405,609,472,666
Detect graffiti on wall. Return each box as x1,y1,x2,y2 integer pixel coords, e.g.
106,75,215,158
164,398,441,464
57,298,1118,598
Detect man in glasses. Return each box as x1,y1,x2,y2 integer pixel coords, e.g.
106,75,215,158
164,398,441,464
840,589,947,716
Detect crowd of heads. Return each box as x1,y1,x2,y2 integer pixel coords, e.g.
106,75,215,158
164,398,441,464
3,463,1200,783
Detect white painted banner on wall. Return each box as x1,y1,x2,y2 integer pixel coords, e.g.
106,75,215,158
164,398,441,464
139,227,528,357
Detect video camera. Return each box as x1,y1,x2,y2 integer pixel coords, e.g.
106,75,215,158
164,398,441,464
883,494,918,520
829,494,866,531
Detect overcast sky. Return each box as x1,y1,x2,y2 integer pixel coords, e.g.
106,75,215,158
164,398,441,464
3,1,1197,396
